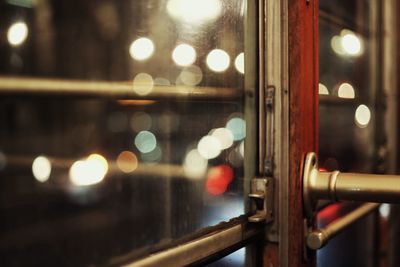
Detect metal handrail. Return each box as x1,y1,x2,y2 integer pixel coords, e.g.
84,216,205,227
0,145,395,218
0,76,242,101
306,203,379,250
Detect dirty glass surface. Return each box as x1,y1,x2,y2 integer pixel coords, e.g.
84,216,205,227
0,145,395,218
318,0,380,266
0,0,248,266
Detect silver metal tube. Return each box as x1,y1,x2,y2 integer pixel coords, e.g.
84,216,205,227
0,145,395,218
0,76,242,101
306,203,379,250
303,152,400,219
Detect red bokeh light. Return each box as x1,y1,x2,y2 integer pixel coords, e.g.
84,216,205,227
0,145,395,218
206,165,234,196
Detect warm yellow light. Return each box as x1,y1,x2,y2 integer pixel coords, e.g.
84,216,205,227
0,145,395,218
69,154,108,186
133,73,154,96
179,65,203,86
341,32,362,56
318,83,329,95
331,29,363,57
117,151,138,173
129,37,154,61
7,22,28,46
355,104,371,128
32,156,51,182
234,52,244,74
166,0,222,24
172,44,196,67
206,49,230,72
338,82,355,99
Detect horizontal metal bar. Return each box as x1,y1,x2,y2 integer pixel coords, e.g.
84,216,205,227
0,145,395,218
0,76,242,101
303,152,400,219
121,222,261,267
6,155,187,179
306,203,379,250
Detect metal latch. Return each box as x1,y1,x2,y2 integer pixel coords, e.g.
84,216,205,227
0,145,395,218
248,177,273,223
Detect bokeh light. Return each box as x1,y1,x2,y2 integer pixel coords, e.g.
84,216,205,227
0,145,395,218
117,151,138,173
130,112,152,132
69,154,108,186
32,156,51,182
206,49,230,72
341,31,362,56
7,22,28,46
129,37,155,61
167,0,222,24
226,116,246,141
197,135,222,159
141,145,162,163
355,104,371,128
172,44,196,66
206,165,234,196
331,29,364,57
379,204,390,219
239,141,244,158
318,83,329,95
133,73,154,96
211,128,234,150
337,82,355,99
135,131,157,153
183,149,208,179
234,52,244,74
179,65,203,86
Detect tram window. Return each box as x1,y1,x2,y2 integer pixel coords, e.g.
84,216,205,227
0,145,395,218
318,1,381,267
319,0,376,173
0,1,250,266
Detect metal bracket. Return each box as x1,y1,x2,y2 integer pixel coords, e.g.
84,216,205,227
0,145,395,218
248,177,273,223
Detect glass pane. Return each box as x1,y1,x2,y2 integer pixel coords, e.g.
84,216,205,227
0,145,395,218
318,0,379,266
0,0,249,266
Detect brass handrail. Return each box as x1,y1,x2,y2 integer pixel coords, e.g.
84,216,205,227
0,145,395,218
0,76,242,101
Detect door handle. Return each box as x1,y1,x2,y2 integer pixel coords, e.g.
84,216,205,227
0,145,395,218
303,152,400,219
